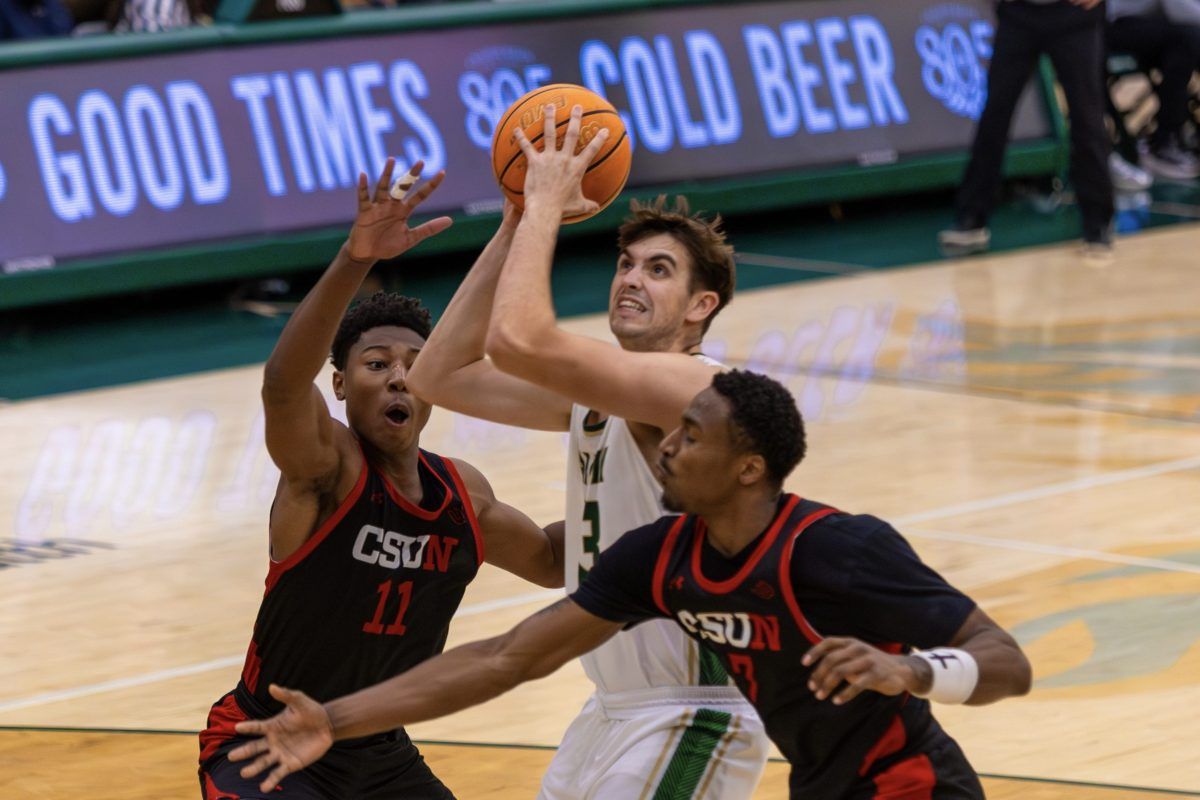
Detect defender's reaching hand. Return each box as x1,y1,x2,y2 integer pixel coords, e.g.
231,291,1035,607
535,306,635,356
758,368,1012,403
346,159,452,263
229,684,335,792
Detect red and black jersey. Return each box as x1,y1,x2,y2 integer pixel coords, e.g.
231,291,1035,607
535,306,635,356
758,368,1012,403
201,448,484,763
571,495,983,800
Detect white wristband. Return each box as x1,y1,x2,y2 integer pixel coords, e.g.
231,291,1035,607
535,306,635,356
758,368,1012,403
911,648,979,704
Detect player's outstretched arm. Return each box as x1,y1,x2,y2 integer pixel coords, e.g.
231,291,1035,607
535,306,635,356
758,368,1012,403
260,160,450,557
406,200,573,432
449,457,565,588
802,607,1031,707
230,599,620,792
484,105,717,431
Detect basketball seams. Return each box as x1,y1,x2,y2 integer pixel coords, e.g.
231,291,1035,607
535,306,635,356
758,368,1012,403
492,85,630,220
504,129,628,200
497,109,622,190
489,83,569,171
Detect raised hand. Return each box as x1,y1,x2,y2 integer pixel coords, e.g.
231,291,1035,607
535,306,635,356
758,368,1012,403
229,684,336,792
346,159,453,263
802,637,922,705
513,103,611,220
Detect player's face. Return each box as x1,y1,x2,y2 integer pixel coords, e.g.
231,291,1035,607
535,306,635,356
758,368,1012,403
608,233,699,353
334,326,432,452
655,388,741,513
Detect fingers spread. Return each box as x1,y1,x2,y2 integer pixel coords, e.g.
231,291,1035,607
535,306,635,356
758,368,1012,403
543,103,557,150
513,127,535,158
582,126,610,164
228,737,266,762
411,216,454,243
356,172,370,213
403,171,445,212
261,763,293,794
240,752,278,780
563,104,583,155
373,157,396,204
389,161,423,201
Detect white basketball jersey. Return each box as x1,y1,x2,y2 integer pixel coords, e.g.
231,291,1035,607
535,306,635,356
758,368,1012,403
566,399,738,696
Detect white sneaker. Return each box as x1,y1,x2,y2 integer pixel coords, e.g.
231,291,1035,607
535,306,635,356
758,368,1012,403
1108,152,1153,192
1141,141,1200,181
938,226,991,257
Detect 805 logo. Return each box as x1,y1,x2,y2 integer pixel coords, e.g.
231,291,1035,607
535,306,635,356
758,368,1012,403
457,47,552,150
914,6,994,120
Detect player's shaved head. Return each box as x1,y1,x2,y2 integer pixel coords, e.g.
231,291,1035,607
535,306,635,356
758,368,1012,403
710,370,805,487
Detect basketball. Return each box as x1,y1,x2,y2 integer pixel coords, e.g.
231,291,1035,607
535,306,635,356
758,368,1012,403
491,83,632,224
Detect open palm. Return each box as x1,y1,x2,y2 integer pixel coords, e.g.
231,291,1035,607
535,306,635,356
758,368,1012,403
346,158,453,262
229,684,335,792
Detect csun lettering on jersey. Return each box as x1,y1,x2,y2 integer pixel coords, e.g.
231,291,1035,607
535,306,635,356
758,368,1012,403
352,524,459,572
677,609,782,651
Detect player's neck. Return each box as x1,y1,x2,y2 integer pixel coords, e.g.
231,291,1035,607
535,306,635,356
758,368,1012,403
362,440,424,503
616,325,702,355
700,493,780,558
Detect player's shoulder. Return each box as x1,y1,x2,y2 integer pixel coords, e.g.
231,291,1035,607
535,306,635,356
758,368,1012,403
608,514,682,550
426,452,489,496
796,507,896,566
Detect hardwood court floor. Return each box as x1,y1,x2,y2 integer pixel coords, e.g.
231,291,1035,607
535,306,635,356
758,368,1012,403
3,224,1200,797
1,729,1191,800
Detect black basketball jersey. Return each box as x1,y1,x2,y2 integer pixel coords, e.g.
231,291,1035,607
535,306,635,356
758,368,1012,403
201,448,483,763
572,494,982,799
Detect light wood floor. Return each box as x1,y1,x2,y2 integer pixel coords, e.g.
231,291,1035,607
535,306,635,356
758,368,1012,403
3,225,1200,797
0,729,1190,799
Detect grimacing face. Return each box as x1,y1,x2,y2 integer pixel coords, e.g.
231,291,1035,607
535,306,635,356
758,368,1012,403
607,232,703,353
655,388,744,514
333,325,432,453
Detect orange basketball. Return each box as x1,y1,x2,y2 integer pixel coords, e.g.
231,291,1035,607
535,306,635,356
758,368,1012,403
491,83,631,224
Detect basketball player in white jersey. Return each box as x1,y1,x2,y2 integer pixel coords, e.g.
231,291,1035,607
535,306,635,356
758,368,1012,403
406,106,768,798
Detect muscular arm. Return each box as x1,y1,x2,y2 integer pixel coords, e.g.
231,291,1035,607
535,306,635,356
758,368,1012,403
406,203,572,432
939,607,1032,705
231,600,622,791
331,599,616,736
802,519,1030,706
262,162,450,559
484,107,718,431
450,457,565,588
803,607,1031,706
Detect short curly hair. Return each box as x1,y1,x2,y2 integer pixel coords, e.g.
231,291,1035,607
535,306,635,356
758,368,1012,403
330,291,432,370
711,370,806,486
617,195,736,334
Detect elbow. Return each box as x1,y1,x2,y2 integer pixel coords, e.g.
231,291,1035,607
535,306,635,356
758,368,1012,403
485,322,539,375
261,365,296,406
1012,648,1033,697
535,568,566,590
404,365,435,404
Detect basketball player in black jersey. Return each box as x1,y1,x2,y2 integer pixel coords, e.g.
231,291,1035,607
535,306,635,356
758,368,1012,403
229,370,1032,800
197,161,568,800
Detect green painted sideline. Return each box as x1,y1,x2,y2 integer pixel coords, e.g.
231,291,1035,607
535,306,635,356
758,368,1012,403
2,725,1197,796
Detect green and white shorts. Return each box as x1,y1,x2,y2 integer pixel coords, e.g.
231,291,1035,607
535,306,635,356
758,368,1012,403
538,688,768,800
